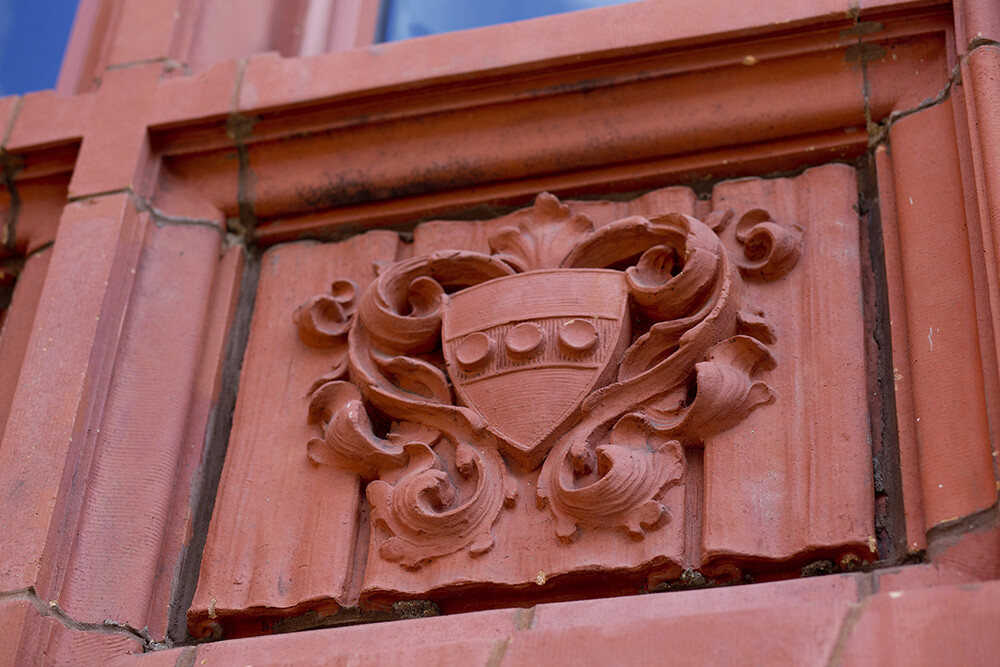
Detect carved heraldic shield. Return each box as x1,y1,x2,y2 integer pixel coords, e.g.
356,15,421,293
296,193,803,569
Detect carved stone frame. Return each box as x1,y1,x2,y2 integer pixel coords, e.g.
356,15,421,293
2,0,999,661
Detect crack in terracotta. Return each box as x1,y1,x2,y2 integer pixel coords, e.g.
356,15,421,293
824,598,869,667
224,62,259,244
867,36,1000,149
66,185,134,203
0,585,167,651
137,198,225,234
926,500,1000,554
102,57,193,77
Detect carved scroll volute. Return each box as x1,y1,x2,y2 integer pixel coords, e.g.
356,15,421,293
348,251,511,442
536,209,790,540
295,279,358,348
358,251,515,354
295,279,359,390
624,216,722,323
305,381,407,479
732,208,804,280
306,380,518,569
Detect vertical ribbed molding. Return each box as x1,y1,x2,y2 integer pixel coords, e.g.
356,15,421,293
47,217,225,642
887,98,996,530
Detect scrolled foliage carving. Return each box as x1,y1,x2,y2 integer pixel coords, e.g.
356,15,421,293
297,193,803,567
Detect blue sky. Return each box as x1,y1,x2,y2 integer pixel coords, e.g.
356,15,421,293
0,0,79,96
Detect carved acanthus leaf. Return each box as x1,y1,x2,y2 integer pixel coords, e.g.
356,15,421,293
367,440,517,569
643,335,776,443
306,381,408,479
537,414,683,542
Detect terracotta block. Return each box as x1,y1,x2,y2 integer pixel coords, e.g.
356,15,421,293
195,606,516,664
4,90,89,153
69,63,160,198
66,64,161,200
251,175,704,246
888,101,996,529
151,59,240,128
867,34,951,116
531,571,864,630
199,635,498,666
357,190,696,606
109,647,184,667
703,165,875,569
926,514,1000,581
0,194,144,594
158,149,241,220
53,222,221,634
0,249,51,441
841,581,1000,666
26,625,139,667
200,172,875,630
14,177,70,255
873,563,980,592
184,0,307,75
0,597,139,667
0,598,32,666
190,231,401,637
105,0,185,68
149,168,227,228
964,46,1000,383
955,0,1000,45
502,597,851,666
237,0,882,112
242,48,865,220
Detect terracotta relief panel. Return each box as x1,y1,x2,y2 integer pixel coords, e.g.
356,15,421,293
190,164,873,635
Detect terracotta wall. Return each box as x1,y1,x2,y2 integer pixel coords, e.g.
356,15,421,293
2,0,1000,664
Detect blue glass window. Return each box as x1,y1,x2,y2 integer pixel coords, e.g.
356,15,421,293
379,0,638,42
0,0,80,95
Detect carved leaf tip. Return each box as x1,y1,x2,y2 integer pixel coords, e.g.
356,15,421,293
372,352,453,404
654,335,777,443
488,192,595,271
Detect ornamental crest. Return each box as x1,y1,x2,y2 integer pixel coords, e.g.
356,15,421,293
296,193,802,569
